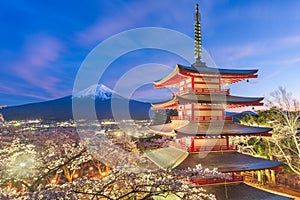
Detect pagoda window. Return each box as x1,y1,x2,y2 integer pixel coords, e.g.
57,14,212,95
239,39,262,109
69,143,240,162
186,137,191,147
194,110,223,117
194,83,219,89
178,111,183,119
186,110,192,116
192,76,221,93
193,138,228,151
184,104,192,109
194,77,219,83
194,104,223,109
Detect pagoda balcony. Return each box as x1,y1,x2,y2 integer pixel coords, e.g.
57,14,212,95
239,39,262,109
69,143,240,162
168,141,238,152
178,88,229,95
167,141,189,151
191,145,237,152
171,116,233,122
224,116,233,121
191,172,244,185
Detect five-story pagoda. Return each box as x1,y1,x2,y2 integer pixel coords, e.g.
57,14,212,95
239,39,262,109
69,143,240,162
146,4,292,200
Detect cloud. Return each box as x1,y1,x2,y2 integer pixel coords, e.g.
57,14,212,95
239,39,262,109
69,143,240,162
277,34,300,47
213,43,258,64
75,1,162,47
74,0,193,48
0,83,51,100
112,63,172,99
259,55,300,81
212,32,300,67
10,34,67,98
132,88,173,103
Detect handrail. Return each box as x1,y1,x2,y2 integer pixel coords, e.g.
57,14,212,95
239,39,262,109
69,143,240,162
178,88,229,95
171,116,232,121
191,173,243,185
192,145,237,152
168,141,237,152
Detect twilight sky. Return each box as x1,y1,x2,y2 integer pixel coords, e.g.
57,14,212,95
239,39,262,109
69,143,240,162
1,0,300,108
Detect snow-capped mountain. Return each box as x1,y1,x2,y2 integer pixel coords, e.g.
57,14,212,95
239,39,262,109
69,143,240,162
1,83,151,120
73,84,120,100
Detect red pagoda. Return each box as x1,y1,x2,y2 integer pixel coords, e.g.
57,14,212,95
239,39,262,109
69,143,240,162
146,4,293,200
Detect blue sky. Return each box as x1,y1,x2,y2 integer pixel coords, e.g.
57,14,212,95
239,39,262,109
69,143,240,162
1,0,300,107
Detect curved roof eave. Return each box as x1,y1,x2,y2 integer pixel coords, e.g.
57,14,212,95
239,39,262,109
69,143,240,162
177,64,258,75
177,93,264,104
174,122,273,136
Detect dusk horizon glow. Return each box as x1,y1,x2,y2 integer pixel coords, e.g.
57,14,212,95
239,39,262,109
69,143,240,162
1,1,300,109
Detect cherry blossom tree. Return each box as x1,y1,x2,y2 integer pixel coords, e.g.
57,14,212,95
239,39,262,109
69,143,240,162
0,128,92,194
238,87,300,176
266,87,300,175
0,123,221,199
0,105,4,122
14,165,220,200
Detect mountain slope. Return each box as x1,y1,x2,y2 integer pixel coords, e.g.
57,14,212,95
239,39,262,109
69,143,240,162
225,110,257,122
1,84,151,121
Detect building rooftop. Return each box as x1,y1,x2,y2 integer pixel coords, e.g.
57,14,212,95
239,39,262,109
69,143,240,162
175,121,272,137
177,64,258,75
148,121,272,137
175,151,282,172
145,147,282,172
154,64,259,88
178,93,263,105
151,93,264,109
148,120,189,136
203,182,293,200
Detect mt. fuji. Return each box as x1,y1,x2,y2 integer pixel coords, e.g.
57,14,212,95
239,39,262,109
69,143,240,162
1,84,151,120
73,84,120,100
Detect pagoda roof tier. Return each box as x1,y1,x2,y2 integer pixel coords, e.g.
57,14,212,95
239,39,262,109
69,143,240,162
154,65,187,88
178,64,258,75
177,93,264,108
175,121,272,137
151,93,263,109
154,64,258,88
175,151,281,172
148,120,189,136
148,121,272,137
203,183,293,200
145,147,282,172
151,95,177,110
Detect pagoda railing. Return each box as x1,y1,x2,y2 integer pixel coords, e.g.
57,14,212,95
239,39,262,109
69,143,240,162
168,141,237,152
167,141,189,151
178,88,230,95
191,173,244,185
192,145,237,152
171,116,233,122
193,116,223,121
224,116,233,121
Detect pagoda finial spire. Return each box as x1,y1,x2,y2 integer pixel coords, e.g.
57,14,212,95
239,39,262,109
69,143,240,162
193,3,206,67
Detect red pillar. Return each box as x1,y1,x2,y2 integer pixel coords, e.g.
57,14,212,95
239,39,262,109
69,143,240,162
191,103,194,121
190,137,195,152
226,136,229,150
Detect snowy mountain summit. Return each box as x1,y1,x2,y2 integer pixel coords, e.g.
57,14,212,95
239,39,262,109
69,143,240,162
73,84,118,100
